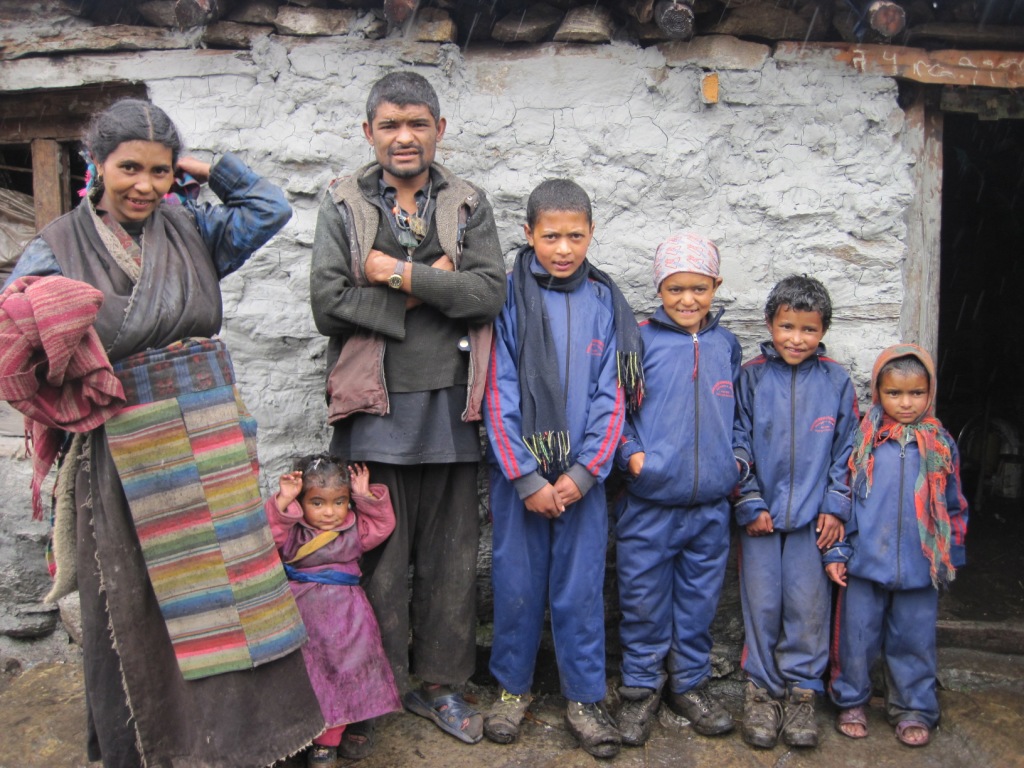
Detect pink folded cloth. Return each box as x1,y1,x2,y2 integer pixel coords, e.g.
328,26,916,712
0,275,125,518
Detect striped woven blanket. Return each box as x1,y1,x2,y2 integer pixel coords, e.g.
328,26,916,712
105,338,307,680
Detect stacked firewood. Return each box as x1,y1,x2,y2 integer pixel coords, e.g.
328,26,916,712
46,0,1024,50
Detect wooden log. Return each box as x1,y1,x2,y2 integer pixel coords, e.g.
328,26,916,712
408,8,457,44
274,6,359,36
492,4,564,43
620,0,656,24
138,1,178,28
705,2,813,41
202,19,272,47
654,1,694,40
553,5,615,43
383,0,417,26
867,0,906,37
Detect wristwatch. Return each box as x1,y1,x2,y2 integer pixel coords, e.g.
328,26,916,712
388,260,405,290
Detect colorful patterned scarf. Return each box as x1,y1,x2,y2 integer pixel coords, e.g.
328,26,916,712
849,343,958,587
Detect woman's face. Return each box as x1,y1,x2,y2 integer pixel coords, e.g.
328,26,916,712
97,140,174,224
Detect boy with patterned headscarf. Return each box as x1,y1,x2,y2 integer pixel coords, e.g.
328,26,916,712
825,343,968,748
614,231,746,746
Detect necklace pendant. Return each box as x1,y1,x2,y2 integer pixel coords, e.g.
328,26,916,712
409,214,428,239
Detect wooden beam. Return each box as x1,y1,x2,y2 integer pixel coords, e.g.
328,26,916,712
31,139,69,230
775,42,1024,89
899,88,942,358
0,83,144,143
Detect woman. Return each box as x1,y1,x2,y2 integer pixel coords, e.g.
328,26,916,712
3,99,323,767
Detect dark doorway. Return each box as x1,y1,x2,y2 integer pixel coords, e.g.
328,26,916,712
937,113,1024,632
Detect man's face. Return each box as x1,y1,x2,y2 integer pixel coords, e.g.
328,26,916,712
363,101,446,185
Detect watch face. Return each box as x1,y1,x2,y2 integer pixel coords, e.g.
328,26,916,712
388,274,403,289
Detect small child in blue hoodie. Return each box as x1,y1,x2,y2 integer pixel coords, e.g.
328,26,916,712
825,343,967,748
482,179,643,760
733,275,858,749
614,232,744,747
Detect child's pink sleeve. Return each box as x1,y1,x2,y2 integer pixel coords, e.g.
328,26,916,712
265,497,303,550
354,483,396,550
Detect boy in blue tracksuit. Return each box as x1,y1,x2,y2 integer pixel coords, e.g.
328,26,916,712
614,231,743,747
825,344,967,749
482,179,642,760
732,276,858,749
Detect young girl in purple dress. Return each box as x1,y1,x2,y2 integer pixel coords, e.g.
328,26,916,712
266,454,402,766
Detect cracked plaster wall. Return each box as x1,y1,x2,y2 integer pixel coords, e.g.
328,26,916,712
0,36,913,664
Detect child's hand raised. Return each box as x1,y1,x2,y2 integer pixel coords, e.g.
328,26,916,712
276,470,303,513
349,462,373,498
825,561,847,587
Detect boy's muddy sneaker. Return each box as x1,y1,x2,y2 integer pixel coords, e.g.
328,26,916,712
616,685,662,746
667,682,734,736
483,688,533,744
781,687,818,747
565,700,621,759
742,683,783,748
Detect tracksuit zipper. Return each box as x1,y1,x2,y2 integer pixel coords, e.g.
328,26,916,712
785,367,796,528
688,333,700,506
896,440,906,585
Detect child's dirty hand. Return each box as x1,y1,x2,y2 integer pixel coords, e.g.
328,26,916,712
349,462,372,498
745,510,774,536
815,513,844,550
276,470,303,512
554,474,582,506
825,561,847,587
627,452,645,477
525,483,565,519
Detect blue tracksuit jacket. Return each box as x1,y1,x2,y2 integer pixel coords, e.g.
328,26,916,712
617,307,743,505
733,342,859,530
483,256,626,702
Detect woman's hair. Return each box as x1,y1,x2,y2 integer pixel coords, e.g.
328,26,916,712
292,454,350,497
85,98,184,165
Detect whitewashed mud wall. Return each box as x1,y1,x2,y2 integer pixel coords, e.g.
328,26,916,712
0,35,911,662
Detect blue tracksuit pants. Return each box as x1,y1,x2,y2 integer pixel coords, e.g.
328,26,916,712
739,523,830,697
616,495,730,694
830,575,939,727
488,468,609,703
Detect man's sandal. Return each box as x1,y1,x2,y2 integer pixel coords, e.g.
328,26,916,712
895,720,931,747
835,706,868,739
404,689,483,744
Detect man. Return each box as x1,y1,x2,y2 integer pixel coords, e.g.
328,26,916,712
310,71,506,756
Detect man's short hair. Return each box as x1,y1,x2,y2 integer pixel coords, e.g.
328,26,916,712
526,179,593,228
764,274,833,331
366,71,441,123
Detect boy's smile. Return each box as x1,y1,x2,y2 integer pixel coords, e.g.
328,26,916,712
525,210,594,278
768,305,825,366
658,272,720,335
878,369,930,424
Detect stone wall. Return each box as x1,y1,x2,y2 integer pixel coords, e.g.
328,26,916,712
0,34,912,667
